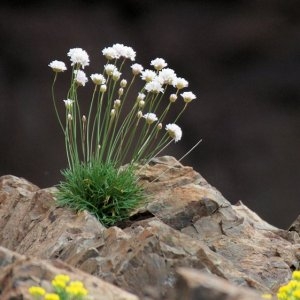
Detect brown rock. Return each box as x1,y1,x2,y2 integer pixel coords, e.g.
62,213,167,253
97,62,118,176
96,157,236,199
0,157,299,299
169,267,264,300
0,246,139,300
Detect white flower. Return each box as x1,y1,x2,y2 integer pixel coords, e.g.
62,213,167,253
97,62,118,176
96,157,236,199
150,58,167,71
114,99,121,108
112,43,136,61
67,48,90,69
110,109,116,118
48,60,67,72
158,68,177,85
169,94,177,103
173,77,188,89
141,69,157,82
120,79,127,88
145,79,163,93
90,73,106,85
104,64,117,76
181,91,196,103
137,93,146,101
112,69,121,81
138,100,145,108
63,99,74,109
131,63,143,75
74,70,88,86
100,84,107,93
137,111,143,119
165,123,182,142
122,46,136,61
102,47,118,60
118,88,124,96
143,112,158,124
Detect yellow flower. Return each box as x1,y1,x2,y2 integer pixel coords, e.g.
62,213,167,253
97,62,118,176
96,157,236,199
28,286,46,296
294,289,300,299
53,274,70,283
66,281,88,296
293,271,300,281
44,293,60,300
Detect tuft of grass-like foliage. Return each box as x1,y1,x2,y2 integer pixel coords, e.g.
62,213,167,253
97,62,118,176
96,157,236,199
56,160,144,227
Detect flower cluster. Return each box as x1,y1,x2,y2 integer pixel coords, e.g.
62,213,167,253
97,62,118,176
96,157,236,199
48,43,197,226
49,43,196,169
28,274,89,300
276,270,300,300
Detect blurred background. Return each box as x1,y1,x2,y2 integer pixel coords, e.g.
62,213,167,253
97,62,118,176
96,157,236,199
1,0,299,229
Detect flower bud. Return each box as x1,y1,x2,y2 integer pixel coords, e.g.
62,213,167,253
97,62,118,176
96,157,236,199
137,111,143,119
112,70,121,81
82,115,87,123
120,79,127,88
67,113,73,121
118,88,124,97
138,100,145,108
157,123,163,130
169,94,177,103
100,84,107,93
110,109,116,118
114,99,121,109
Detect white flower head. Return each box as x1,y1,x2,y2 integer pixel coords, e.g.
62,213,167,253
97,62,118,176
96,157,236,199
120,79,127,88
114,99,121,108
131,63,144,75
104,64,117,76
102,47,118,60
145,78,163,94
118,88,124,96
165,123,182,142
63,99,74,109
48,60,67,72
138,100,145,108
137,93,146,101
150,58,167,71
110,109,116,118
112,69,121,81
90,73,106,85
169,94,178,103
67,48,90,69
123,46,136,61
141,69,157,82
100,84,107,93
112,43,136,61
137,111,143,119
158,68,177,85
181,91,196,103
74,70,88,86
173,77,189,90
143,112,158,124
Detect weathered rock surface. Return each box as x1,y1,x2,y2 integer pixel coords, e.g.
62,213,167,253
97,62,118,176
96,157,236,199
0,156,299,299
0,246,138,300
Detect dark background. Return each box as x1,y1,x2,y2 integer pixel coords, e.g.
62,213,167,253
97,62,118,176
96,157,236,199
1,0,299,229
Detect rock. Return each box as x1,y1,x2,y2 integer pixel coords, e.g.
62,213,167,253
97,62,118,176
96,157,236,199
169,267,264,300
0,157,299,299
0,246,139,300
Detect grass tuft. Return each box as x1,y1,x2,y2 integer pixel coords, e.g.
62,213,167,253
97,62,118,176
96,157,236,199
56,161,144,227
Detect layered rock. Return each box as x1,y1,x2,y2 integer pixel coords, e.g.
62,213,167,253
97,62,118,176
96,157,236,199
0,156,299,299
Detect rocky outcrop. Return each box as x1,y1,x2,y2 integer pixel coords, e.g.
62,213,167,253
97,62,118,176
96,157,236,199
0,156,299,299
0,246,139,300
